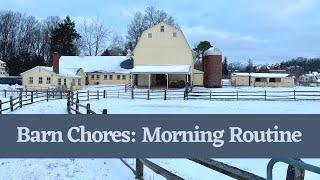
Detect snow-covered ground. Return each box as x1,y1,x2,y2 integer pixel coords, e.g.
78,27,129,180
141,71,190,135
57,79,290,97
0,159,134,180
2,84,320,179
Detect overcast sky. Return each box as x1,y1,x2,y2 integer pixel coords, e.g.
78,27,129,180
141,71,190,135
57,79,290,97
1,0,320,64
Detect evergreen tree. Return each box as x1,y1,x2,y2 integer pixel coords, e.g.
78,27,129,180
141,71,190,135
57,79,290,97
50,16,81,57
101,49,112,56
222,57,229,77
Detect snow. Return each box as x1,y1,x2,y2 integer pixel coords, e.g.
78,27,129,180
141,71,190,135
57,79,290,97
0,159,134,180
59,56,130,73
204,47,222,56
59,68,82,78
130,65,190,74
232,72,290,78
2,84,320,179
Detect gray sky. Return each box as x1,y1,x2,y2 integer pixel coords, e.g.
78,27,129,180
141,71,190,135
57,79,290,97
1,0,320,64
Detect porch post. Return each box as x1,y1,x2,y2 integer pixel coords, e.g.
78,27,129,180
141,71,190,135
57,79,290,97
166,74,169,89
130,74,133,86
148,74,151,89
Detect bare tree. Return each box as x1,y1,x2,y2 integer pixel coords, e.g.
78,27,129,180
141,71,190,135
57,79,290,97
79,18,111,56
108,35,126,56
126,6,179,49
126,12,146,48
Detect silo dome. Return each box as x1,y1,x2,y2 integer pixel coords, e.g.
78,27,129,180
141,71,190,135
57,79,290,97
204,47,222,56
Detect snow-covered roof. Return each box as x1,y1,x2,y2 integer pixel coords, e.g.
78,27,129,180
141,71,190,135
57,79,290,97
232,72,250,76
232,72,291,78
130,65,190,74
59,56,130,73
250,73,290,78
59,68,82,78
204,47,222,56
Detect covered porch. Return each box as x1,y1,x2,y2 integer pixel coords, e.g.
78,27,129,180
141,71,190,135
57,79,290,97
130,65,191,89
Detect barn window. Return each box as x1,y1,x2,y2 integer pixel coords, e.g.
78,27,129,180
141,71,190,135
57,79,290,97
91,75,94,80
38,77,43,84
46,77,51,84
117,75,121,80
63,79,67,85
255,78,267,82
109,75,113,80
148,33,152,38
78,79,81,86
160,25,164,32
58,78,61,85
104,75,108,80
269,78,281,82
173,32,177,37
29,77,33,84
96,75,100,80
122,75,126,80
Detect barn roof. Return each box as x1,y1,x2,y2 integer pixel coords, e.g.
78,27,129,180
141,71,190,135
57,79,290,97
59,56,132,73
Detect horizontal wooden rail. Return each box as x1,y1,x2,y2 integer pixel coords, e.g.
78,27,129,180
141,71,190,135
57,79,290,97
189,158,265,180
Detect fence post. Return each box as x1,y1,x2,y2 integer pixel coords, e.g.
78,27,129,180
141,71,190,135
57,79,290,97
10,96,13,111
76,99,79,114
19,94,22,108
0,100,2,114
25,89,28,98
36,90,38,98
164,90,167,100
4,90,6,98
76,91,79,100
294,90,296,100
135,159,144,179
97,90,99,100
87,90,90,101
265,90,267,101
147,90,150,100
102,109,107,114
86,103,90,114
46,90,49,102
103,90,106,98
60,90,63,99
67,92,71,114
125,84,127,93
236,90,239,101
31,91,34,104
131,87,134,99
209,90,212,101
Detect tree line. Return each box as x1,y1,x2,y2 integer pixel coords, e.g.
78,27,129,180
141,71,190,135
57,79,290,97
0,6,179,76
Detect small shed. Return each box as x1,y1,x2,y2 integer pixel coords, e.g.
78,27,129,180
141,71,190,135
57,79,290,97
231,72,294,87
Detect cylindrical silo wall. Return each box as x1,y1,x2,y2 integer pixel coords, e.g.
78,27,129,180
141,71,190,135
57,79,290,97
203,55,222,88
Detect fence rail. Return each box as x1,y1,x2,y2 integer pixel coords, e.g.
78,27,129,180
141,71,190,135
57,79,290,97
120,158,266,180
70,88,320,102
0,89,69,114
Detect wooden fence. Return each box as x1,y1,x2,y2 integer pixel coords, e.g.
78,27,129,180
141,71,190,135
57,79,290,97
120,158,266,180
70,88,320,101
0,89,69,114
66,91,107,114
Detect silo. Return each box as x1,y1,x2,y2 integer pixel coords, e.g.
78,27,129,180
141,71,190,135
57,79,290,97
203,47,222,88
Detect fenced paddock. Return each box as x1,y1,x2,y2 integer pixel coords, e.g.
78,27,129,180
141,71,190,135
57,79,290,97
69,88,320,102
0,89,69,114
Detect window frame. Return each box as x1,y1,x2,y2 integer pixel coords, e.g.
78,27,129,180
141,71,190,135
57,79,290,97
38,77,43,84
173,32,177,38
148,33,152,38
160,25,164,32
29,77,33,84
46,77,51,84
